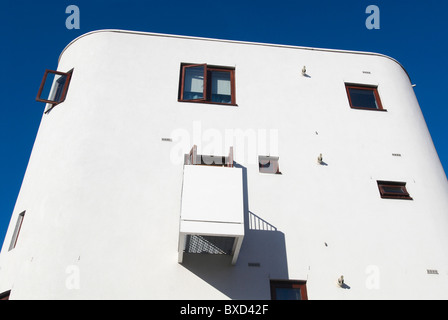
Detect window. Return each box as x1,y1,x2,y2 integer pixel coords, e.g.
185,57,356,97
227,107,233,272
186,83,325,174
345,84,385,111
179,64,236,105
270,280,308,300
377,181,413,200
0,290,10,300
259,156,281,174
36,69,73,107
9,211,25,251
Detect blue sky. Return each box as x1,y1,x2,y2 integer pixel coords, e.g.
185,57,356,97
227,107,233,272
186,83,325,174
0,0,447,244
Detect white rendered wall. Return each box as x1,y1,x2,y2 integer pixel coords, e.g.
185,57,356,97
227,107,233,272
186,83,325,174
1,30,448,299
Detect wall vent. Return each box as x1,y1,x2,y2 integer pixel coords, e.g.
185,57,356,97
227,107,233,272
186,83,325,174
427,269,439,275
248,262,261,267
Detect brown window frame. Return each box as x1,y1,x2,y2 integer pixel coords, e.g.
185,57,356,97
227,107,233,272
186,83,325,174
258,156,281,174
345,84,385,111
36,69,73,106
377,181,413,200
270,280,308,300
179,63,236,106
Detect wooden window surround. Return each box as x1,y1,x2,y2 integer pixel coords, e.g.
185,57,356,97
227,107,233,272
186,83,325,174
259,156,281,174
179,63,236,106
185,145,234,167
270,280,308,300
36,69,73,111
345,84,385,111
377,181,413,200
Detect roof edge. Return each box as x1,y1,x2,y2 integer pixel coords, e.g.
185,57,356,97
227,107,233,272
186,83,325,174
59,29,411,82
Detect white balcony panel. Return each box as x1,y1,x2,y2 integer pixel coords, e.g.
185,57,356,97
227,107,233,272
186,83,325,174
180,165,244,224
179,165,245,265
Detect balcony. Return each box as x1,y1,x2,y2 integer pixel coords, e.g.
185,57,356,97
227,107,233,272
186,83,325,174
178,146,244,265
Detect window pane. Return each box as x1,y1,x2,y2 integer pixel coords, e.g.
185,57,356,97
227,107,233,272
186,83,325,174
259,160,275,172
211,71,231,103
38,72,69,104
259,157,279,174
52,75,67,102
382,186,405,194
275,288,302,300
200,155,225,166
183,66,205,100
348,87,378,109
377,181,412,200
259,159,271,168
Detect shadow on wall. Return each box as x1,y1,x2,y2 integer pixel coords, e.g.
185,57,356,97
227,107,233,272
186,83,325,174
180,163,289,299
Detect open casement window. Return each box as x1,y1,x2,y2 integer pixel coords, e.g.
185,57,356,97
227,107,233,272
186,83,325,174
377,181,413,200
36,69,73,109
259,156,281,174
345,84,385,111
185,145,234,167
270,280,308,300
179,64,236,105
0,290,11,300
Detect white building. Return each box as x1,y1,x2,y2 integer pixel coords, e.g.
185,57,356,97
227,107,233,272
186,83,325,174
1,29,448,300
